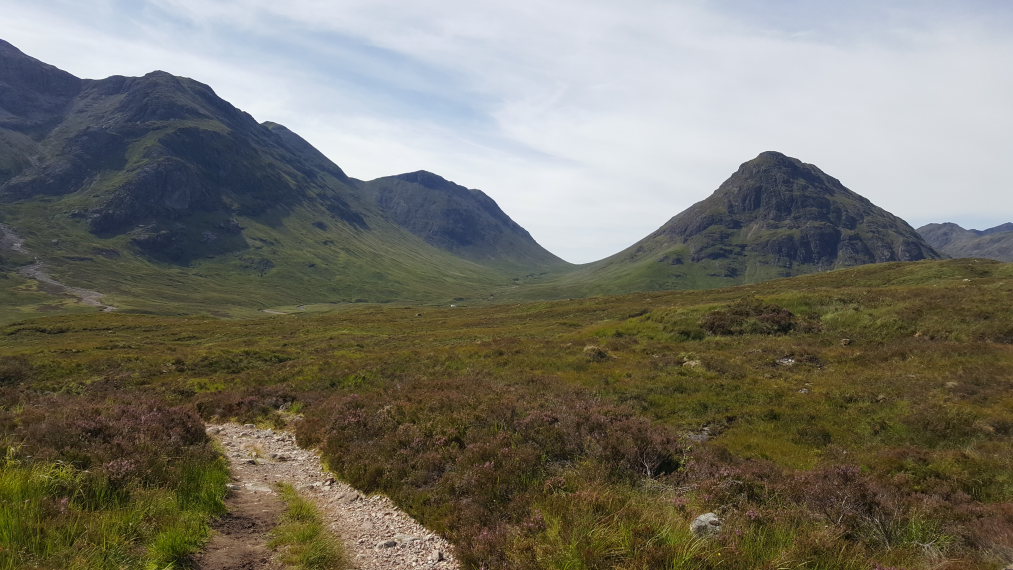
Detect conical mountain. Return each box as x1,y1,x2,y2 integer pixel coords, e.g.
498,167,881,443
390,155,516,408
566,151,940,293
0,40,566,313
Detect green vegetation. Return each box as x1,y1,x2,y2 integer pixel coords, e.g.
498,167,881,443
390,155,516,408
0,195,549,321
0,396,228,569
1,258,1011,568
269,482,348,569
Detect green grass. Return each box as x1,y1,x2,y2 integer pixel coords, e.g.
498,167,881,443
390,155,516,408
268,483,348,570
0,453,229,569
0,185,567,321
1,258,1011,568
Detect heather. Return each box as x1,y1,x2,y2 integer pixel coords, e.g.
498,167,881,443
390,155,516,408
0,393,228,568
1,259,1011,568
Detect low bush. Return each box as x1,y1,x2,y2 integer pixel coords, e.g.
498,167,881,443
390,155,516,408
297,377,687,568
0,394,228,569
700,296,801,335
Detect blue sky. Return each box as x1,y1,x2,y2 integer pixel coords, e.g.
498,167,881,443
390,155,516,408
6,0,1013,262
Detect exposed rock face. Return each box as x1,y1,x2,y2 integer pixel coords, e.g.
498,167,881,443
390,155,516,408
0,39,81,129
0,39,562,275
918,222,1013,262
655,151,939,268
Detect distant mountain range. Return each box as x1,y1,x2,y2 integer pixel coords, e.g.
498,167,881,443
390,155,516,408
0,40,957,314
917,223,1013,262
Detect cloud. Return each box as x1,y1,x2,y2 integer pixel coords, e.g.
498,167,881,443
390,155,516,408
5,0,1013,262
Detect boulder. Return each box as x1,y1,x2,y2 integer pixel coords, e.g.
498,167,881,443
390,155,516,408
690,512,722,537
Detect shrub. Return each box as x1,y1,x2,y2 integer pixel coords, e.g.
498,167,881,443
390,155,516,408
0,355,30,386
700,296,799,335
194,385,294,426
297,377,688,568
0,394,227,569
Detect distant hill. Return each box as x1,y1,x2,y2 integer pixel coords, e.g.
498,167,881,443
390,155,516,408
917,222,1013,262
358,170,565,271
554,151,941,294
0,39,567,314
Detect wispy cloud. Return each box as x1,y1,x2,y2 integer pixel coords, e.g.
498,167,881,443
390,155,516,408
6,0,1013,261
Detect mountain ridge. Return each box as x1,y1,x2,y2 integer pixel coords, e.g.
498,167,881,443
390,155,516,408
0,38,566,313
0,39,970,316
917,222,1013,262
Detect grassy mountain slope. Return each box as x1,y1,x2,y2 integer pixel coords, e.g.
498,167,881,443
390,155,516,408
919,222,1013,262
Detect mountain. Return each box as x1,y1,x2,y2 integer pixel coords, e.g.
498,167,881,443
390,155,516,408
0,40,958,317
0,39,566,314
917,222,1013,262
555,151,941,294
358,170,564,271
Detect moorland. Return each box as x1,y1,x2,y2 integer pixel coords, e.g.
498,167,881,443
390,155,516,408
2,258,1011,569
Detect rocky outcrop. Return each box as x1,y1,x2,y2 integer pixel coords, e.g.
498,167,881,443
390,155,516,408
690,512,722,537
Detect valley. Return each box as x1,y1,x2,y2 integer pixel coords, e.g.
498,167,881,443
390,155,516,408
1,37,1011,570
2,259,1012,568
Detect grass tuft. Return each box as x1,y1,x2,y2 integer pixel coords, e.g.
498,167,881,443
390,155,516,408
269,482,348,570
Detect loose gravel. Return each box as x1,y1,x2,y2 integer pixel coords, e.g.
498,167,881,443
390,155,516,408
207,423,462,570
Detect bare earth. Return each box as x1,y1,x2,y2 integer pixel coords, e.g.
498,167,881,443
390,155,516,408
203,423,461,570
195,481,285,570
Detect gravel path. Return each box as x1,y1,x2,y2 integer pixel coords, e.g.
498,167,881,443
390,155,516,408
207,423,461,570
18,262,117,311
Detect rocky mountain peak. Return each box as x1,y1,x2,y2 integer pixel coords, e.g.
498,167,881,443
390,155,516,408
981,222,1013,236
594,151,941,289
917,222,1013,261
715,151,852,216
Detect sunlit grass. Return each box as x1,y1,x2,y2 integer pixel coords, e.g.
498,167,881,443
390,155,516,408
269,482,348,570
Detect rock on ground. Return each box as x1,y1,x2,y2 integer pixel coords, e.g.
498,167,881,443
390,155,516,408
690,512,722,537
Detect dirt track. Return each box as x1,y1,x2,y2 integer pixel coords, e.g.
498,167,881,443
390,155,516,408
202,423,461,570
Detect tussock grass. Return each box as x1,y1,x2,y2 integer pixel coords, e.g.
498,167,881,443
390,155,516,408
0,398,229,569
269,482,348,570
0,455,228,569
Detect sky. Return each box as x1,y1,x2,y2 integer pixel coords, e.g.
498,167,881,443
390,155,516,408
5,0,1013,263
